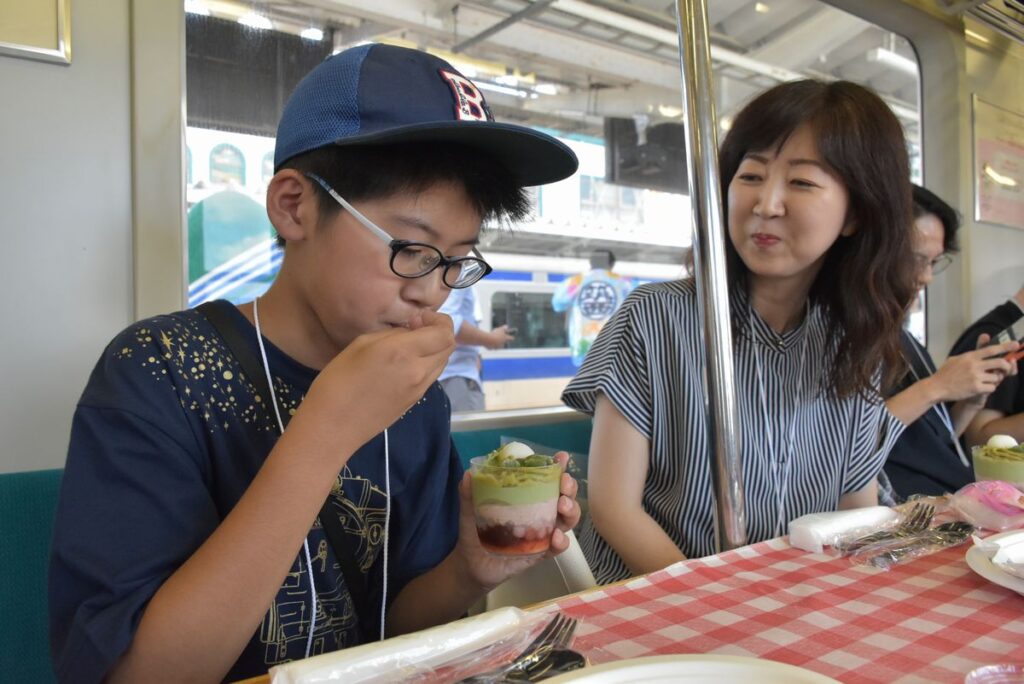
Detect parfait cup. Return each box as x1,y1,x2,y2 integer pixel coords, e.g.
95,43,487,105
972,445,1024,487
469,455,561,557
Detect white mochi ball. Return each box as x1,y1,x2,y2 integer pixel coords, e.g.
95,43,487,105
499,441,535,458
987,434,1020,449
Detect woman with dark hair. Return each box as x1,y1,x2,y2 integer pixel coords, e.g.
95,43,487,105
562,80,923,584
882,186,1017,500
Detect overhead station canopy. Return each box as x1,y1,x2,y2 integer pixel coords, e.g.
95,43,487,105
184,0,921,151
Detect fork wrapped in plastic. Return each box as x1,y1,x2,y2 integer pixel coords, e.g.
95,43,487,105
849,521,976,570
835,502,935,555
458,614,579,683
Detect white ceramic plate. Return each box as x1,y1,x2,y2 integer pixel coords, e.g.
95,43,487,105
965,530,1024,597
545,655,840,683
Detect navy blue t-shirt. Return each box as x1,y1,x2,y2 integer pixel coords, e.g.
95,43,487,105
49,303,463,683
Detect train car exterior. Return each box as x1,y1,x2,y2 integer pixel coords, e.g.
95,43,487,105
474,255,682,410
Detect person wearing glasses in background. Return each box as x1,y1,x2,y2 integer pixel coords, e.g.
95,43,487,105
49,45,581,684
882,185,1018,501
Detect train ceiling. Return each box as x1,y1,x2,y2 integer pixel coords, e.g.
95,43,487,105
187,0,925,141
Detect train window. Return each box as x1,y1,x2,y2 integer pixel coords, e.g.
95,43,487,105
906,290,927,345
579,174,645,225
527,186,542,215
491,292,568,349
579,174,615,211
209,144,245,186
186,146,192,185
579,174,596,203
261,152,274,185
185,126,279,306
620,187,638,208
184,10,331,306
181,1,922,410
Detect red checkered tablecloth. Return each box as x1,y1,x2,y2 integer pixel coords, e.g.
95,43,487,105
541,538,1024,683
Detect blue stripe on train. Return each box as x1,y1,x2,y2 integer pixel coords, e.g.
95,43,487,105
482,355,578,381
487,270,534,282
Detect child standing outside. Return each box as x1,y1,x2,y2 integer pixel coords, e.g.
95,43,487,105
49,44,580,683
552,250,635,366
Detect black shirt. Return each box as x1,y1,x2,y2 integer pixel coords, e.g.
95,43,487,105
883,331,974,499
949,299,1024,417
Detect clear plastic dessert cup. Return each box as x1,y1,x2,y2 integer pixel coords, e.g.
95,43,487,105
470,454,561,557
972,445,1024,488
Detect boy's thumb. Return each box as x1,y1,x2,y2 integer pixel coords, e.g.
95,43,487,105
421,310,454,331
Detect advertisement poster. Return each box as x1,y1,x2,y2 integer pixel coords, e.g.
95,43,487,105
973,96,1024,230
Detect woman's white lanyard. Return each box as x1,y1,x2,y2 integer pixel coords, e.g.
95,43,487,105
749,303,810,538
906,342,971,468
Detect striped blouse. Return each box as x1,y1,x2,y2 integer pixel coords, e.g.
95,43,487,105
562,279,904,584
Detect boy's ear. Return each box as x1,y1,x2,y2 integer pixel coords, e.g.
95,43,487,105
266,170,318,242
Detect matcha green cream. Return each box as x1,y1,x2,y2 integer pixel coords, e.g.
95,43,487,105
471,452,560,506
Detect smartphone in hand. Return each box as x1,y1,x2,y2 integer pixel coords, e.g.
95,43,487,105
991,313,1024,362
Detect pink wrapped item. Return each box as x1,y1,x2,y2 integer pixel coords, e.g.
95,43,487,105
949,481,1024,531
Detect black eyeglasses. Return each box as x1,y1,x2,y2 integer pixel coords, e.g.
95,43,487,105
306,173,493,289
914,253,953,275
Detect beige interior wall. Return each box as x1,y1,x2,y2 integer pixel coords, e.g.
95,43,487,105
0,0,133,473
0,0,185,474
961,23,1024,327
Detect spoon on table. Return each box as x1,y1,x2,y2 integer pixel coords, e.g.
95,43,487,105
503,648,587,681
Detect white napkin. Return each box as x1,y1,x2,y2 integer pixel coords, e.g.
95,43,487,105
972,531,1024,579
269,607,528,684
788,507,900,553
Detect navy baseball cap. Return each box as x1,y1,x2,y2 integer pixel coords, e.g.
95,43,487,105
273,43,579,186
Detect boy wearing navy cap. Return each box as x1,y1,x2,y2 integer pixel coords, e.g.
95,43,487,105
49,44,580,683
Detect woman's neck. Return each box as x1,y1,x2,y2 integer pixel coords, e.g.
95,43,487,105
748,277,813,334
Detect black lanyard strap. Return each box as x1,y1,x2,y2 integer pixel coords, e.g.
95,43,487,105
196,300,373,636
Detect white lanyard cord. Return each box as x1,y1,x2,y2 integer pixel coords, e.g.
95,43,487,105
253,298,318,659
749,303,810,538
906,342,971,468
253,298,391,653
380,430,391,642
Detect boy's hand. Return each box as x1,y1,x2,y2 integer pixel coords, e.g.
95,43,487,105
303,311,455,450
453,451,582,592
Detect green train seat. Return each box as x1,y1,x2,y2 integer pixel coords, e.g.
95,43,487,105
0,469,62,683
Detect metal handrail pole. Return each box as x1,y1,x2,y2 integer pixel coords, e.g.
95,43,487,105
673,0,747,551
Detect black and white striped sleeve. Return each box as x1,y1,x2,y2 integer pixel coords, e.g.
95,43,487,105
561,289,655,440
842,398,905,495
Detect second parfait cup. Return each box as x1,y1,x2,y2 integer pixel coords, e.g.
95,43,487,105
470,446,561,557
